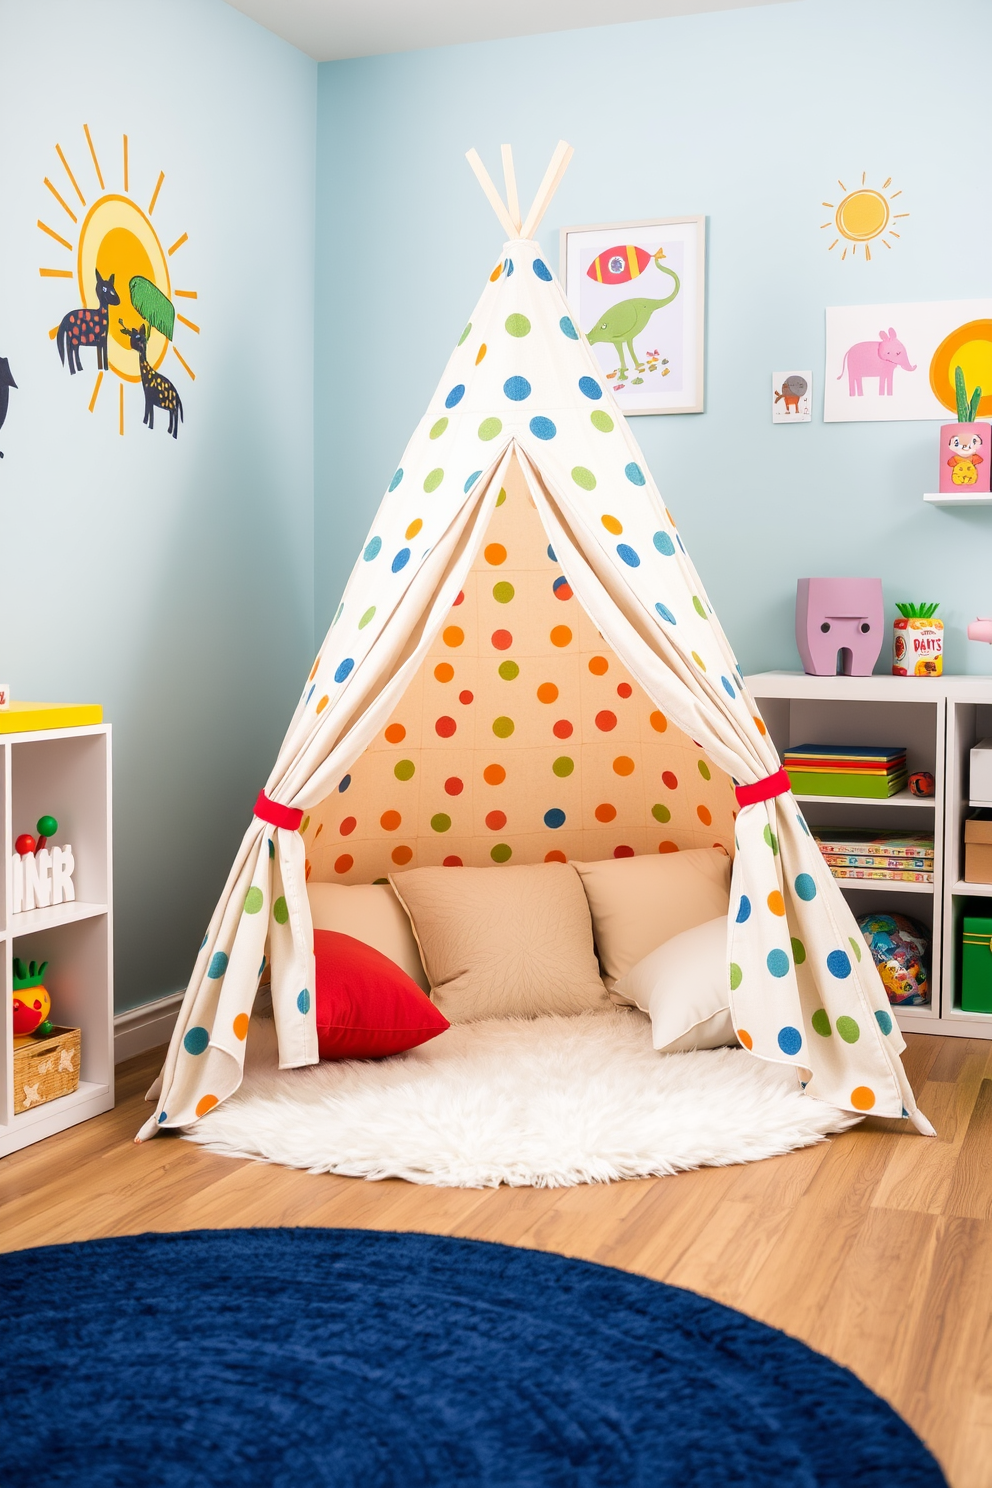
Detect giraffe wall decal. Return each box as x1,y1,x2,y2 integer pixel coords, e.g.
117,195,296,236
118,320,184,438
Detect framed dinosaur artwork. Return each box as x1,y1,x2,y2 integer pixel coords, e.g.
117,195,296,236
560,216,705,415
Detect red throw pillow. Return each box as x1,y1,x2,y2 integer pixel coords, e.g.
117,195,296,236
314,928,449,1060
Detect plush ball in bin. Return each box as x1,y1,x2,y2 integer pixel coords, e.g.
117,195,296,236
858,913,930,1006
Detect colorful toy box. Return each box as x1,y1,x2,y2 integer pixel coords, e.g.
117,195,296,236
961,917,992,1014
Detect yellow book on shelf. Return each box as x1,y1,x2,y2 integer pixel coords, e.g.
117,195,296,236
0,701,103,734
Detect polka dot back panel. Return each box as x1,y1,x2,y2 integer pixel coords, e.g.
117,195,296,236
306,465,737,883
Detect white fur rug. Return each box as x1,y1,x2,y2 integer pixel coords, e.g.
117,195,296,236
183,1010,859,1188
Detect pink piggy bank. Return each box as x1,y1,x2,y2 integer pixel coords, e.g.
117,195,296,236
796,578,884,676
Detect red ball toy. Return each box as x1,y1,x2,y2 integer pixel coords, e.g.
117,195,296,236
15,833,36,855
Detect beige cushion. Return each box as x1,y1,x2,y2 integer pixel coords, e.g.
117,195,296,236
570,849,732,984
614,916,736,1053
307,882,429,991
388,863,610,1024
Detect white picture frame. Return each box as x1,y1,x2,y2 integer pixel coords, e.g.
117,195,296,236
560,216,705,415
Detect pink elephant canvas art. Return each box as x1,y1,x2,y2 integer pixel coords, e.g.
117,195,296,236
837,328,917,396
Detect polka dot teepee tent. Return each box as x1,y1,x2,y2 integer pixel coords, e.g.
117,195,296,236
137,143,932,1144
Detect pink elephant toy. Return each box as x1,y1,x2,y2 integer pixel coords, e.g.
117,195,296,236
796,577,884,675
968,619,992,645
837,328,917,397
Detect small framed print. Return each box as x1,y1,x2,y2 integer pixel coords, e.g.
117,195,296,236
560,216,705,415
772,370,812,422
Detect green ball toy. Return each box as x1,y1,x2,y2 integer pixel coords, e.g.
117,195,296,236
35,815,59,851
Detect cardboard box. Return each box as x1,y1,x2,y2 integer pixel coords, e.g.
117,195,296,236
970,738,992,804
965,817,992,883
961,918,992,1014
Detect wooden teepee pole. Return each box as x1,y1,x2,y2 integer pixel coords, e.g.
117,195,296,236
520,140,573,240
465,148,517,238
501,144,521,234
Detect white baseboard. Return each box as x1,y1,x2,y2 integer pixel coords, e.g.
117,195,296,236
114,992,184,1064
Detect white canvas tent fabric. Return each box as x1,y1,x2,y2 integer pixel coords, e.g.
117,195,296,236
138,148,931,1143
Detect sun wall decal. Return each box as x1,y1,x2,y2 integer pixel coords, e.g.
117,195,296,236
38,125,198,436
821,173,909,261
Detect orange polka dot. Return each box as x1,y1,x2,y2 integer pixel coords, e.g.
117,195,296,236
588,655,609,676
308,657,320,681
305,860,312,881
334,854,353,874
613,756,635,776
405,518,423,540
316,695,329,714
490,263,502,281
485,543,507,565
537,682,558,704
595,803,617,823
550,625,572,647
658,841,680,853
476,343,488,363
767,890,785,916
851,1086,876,1111
649,710,668,733
443,626,464,648
545,850,567,864
195,1094,218,1118
601,514,623,535
736,1029,753,1050
233,1013,249,1041
697,805,712,826
380,810,401,831
392,845,413,866
435,662,455,682
484,763,506,785
384,723,406,744
753,715,767,736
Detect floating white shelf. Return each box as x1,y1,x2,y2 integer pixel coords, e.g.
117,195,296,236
924,491,992,506
794,788,934,809
11,900,108,937
832,878,933,895
953,879,992,898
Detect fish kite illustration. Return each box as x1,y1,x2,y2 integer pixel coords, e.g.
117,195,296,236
586,244,668,285
0,356,16,458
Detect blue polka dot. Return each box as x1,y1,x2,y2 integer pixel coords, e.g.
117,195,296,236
777,1025,803,1056
736,895,751,923
578,376,602,400
533,258,552,281
529,416,557,440
504,376,532,401
268,839,275,858
827,949,852,979
305,685,315,705
387,469,403,492
259,956,267,978
334,658,354,683
208,951,229,979
504,258,514,277
721,676,736,699
617,544,640,567
297,988,311,1015
875,1008,893,1036
794,873,817,901
552,576,570,597
547,544,556,562
158,1111,168,1123
391,547,411,573
184,1026,209,1056
767,948,790,978
464,470,482,492
559,316,578,339
338,774,351,792
544,808,566,829
653,531,676,557
445,384,465,409
655,603,677,624
200,933,208,950
797,815,810,835
625,462,646,485
363,537,381,561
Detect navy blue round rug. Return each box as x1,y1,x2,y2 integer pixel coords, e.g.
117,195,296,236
0,1228,943,1486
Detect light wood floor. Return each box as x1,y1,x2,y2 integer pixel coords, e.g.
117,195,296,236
2,1033,991,1487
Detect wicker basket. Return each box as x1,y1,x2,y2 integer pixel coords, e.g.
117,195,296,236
13,1026,81,1114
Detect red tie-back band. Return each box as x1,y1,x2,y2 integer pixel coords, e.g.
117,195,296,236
734,767,791,808
253,790,304,831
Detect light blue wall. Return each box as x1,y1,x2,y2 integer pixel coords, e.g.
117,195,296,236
0,0,316,1010
315,0,992,677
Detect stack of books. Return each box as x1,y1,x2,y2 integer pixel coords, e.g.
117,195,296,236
783,744,908,799
812,829,934,884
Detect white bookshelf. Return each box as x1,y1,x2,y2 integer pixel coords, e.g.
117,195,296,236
745,672,992,1040
1,723,114,1157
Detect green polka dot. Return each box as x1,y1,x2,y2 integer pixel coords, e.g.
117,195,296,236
849,936,863,962
571,466,596,491
763,825,779,855
493,716,515,738
811,1008,832,1037
651,803,671,823
429,417,448,440
505,313,531,337
273,896,289,925
458,323,472,345
692,596,707,617
359,606,376,629
244,886,263,915
493,581,515,604
790,936,806,965
496,488,507,507
300,815,310,834
553,756,574,777
491,843,512,863
697,760,711,780
729,963,743,991
424,468,444,492
837,1015,860,1043
430,813,451,833
479,418,503,442
590,410,614,433
498,660,519,681
394,759,416,781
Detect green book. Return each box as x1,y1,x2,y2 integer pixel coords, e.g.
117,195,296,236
786,770,907,798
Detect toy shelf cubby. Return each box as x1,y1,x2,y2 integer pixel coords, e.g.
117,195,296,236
1,723,114,1157
746,673,992,1038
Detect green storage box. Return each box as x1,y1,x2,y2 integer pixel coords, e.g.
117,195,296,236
961,917,992,1013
